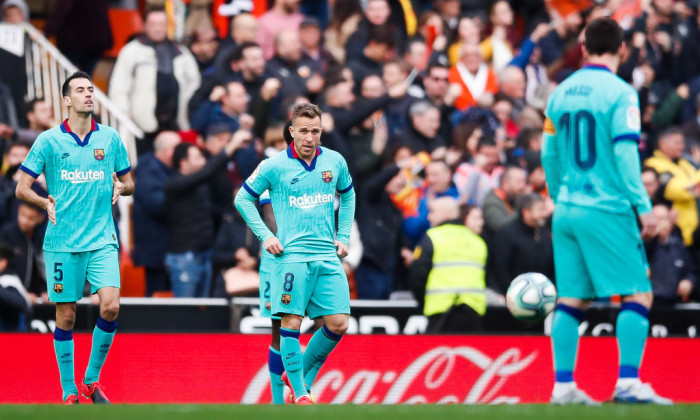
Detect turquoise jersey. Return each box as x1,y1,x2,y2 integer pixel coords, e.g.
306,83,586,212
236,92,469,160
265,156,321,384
235,143,355,263
542,64,650,215
20,119,131,252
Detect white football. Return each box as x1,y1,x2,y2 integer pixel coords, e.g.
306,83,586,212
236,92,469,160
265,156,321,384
506,272,557,323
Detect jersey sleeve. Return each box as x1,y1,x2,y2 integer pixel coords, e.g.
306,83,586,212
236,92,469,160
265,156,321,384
610,88,641,143
20,134,48,178
114,132,132,176
242,159,272,198
541,95,561,202
336,156,353,194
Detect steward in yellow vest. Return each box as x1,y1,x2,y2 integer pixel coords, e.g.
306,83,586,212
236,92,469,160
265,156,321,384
408,196,487,333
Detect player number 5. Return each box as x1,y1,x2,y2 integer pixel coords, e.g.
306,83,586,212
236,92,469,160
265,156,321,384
54,262,63,281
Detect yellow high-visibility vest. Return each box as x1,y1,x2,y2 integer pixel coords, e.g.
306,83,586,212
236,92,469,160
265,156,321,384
423,223,487,316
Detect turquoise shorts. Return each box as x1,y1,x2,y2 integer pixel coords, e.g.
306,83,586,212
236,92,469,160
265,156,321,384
45,244,121,303
552,204,651,300
259,250,280,320
271,259,350,319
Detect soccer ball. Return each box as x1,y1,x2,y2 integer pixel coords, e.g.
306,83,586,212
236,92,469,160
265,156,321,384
506,272,557,323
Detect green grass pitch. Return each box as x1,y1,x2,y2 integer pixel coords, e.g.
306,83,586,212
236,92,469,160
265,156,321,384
1,404,698,420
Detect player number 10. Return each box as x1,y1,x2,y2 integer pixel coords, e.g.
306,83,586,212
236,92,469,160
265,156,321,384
559,110,596,171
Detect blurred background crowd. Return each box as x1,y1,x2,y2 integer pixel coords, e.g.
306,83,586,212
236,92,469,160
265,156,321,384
1,0,700,331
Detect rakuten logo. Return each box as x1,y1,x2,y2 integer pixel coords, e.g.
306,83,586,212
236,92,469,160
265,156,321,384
289,193,334,209
60,169,105,184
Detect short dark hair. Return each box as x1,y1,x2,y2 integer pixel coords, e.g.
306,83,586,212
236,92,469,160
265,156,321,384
426,62,449,76
231,41,261,62
367,24,395,49
584,17,623,56
658,126,684,142
291,103,322,125
516,193,543,214
172,142,195,171
476,136,497,151
24,98,45,115
143,7,166,22
641,165,659,178
62,71,92,97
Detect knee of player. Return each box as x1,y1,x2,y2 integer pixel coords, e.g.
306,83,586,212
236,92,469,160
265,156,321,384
101,300,120,320
56,305,77,328
326,317,349,336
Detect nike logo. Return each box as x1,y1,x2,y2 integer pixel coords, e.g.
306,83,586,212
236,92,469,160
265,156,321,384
60,353,71,359
61,153,70,159
291,178,299,184
285,352,297,359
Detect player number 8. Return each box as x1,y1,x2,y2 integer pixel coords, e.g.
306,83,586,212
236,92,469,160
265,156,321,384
283,272,295,292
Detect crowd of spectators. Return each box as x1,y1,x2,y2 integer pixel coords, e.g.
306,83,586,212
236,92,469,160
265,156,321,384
1,0,700,319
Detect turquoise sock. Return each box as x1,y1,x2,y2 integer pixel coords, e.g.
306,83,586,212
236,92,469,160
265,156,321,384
280,328,307,399
268,346,285,404
551,304,583,382
84,317,117,384
303,325,342,389
53,327,78,400
616,302,649,379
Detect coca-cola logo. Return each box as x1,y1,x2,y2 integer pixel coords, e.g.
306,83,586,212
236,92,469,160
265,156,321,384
241,346,538,404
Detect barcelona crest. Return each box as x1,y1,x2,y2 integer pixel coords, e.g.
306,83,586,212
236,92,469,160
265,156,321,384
281,294,292,304
53,283,63,294
322,170,333,183
94,149,105,161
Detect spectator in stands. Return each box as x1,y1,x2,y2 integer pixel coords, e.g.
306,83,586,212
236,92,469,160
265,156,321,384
482,165,527,238
355,155,409,300
17,98,53,144
433,0,461,41
390,101,445,155
345,0,404,63
109,8,200,150
641,166,668,207
211,207,260,298
0,142,30,225
164,131,251,298
256,0,304,59
0,201,47,303
132,131,180,297
0,0,28,123
423,63,459,143
347,24,395,90
408,196,487,333
498,66,527,120
453,137,504,206
191,81,249,136
324,0,363,64
480,0,516,73
299,17,331,74
0,243,31,331
189,27,220,73
382,59,419,135
403,160,459,246
447,16,480,66
214,13,258,69
491,193,554,296
644,127,700,245
201,124,241,231
43,0,113,76
538,10,583,72
403,39,430,76
265,29,324,103
345,75,388,195
448,42,499,111
646,204,695,306
463,204,485,235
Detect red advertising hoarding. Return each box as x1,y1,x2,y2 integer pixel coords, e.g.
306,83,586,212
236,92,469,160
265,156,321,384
1,334,697,403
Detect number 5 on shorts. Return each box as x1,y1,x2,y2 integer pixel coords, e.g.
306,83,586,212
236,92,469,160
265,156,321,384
54,262,63,281
283,272,295,292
